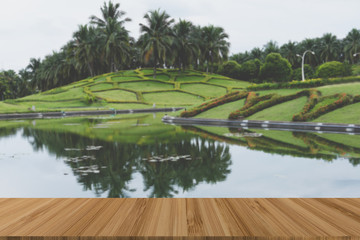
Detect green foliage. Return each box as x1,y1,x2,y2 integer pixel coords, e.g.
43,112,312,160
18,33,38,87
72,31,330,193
292,64,315,80
292,93,353,121
228,89,313,119
180,91,248,117
218,61,242,79
259,53,293,82
316,61,350,78
247,76,360,90
240,58,262,81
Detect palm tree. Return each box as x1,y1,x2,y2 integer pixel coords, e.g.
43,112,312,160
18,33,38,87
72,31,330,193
344,28,360,63
90,1,132,72
26,58,41,90
263,40,280,57
139,9,174,78
201,25,230,73
280,41,298,67
250,47,263,61
319,33,340,62
298,38,318,67
172,19,197,72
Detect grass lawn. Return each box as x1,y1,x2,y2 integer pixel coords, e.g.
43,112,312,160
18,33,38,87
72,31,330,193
20,88,85,101
176,75,205,82
312,102,360,124
181,83,227,98
251,129,309,148
95,90,137,101
195,99,246,119
143,91,203,105
152,74,170,81
316,133,360,149
208,78,250,88
310,96,338,113
111,76,143,81
89,83,114,91
0,102,29,113
248,96,308,121
118,81,174,91
316,82,360,95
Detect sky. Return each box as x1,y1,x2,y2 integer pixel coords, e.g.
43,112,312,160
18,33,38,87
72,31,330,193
1,0,359,71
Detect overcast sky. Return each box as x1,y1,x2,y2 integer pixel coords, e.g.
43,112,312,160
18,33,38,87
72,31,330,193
1,0,359,71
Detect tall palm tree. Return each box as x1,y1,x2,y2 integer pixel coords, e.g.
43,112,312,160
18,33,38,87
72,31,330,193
172,19,197,72
319,33,340,62
201,25,230,73
298,38,318,67
90,1,132,72
250,47,263,61
26,58,41,90
344,28,360,63
280,41,298,67
139,9,174,78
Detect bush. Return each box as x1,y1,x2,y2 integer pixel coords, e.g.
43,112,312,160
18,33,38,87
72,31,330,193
247,75,360,91
218,61,242,79
180,91,248,118
316,61,350,78
292,93,353,121
292,64,315,80
228,90,313,119
259,53,293,82
239,59,262,81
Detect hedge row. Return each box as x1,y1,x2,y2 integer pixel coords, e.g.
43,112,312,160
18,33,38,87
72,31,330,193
292,90,321,121
292,93,353,122
247,76,360,91
180,91,248,118
228,90,314,119
241,93,276,111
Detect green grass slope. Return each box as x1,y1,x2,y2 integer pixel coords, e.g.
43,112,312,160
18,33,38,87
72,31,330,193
0,69,250,114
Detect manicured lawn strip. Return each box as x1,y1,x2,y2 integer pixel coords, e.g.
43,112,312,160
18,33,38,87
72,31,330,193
208,78,250,88
313,102,360,124
176,75,205,82
310,96,339,113
111,76,143,81
316,82,360,96
181,83,227,98
143,91,204,105
195,99,245,119
89,83,114,91
93,76,107,82
248,97,308,121
256,89,301,96
118,81,174,91
19,88,86,101
95,89,137,101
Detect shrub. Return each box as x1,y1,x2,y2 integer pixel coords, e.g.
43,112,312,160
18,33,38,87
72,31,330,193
292,90,321,121
180,91,248,118
228,90,313,119
259,53,293,82
292,64,315,80
316,61,350,78
292,93,353,121
218,61,242,79
239,59,262,81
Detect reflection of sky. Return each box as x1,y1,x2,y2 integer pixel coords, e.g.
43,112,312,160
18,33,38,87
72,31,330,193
0,129,359,198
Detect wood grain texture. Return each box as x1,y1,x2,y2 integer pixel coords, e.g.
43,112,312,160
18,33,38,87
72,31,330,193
0,198,359,239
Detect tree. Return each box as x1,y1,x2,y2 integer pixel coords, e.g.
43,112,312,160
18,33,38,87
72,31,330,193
263,40,280,56
344,28,360,63
319,33,340,62
90,1,132,72
218,61,241,79
172,19,197,72
316,61,350,78
201,25,230,73
280,41,299,67
139,9,174,78
259,53,293,82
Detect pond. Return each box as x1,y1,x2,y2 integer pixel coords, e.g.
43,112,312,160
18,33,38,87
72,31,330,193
0,113,359,198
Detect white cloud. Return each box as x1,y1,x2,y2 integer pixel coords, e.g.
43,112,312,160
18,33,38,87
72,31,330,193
0,0,359,71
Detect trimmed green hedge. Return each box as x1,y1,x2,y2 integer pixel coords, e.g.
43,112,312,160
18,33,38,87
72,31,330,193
180,91,248,118
292,90,321,121
247,76,360,91
292,93,353,121
228,90,314,119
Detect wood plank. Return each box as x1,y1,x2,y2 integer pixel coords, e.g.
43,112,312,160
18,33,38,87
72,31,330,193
0,198,358,239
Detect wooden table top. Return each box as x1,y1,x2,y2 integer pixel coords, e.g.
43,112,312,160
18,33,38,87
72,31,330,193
0,198,359,239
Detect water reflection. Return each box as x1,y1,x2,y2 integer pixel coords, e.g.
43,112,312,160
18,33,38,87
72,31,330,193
0,114,359,197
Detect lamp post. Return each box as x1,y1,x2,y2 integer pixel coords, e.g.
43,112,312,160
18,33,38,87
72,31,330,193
296,50,315,81
353,52,360,57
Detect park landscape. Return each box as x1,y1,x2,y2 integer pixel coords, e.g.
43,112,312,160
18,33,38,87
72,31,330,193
1,1,360,198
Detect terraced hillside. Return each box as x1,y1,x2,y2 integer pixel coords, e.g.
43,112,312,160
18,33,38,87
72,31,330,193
0,69,250,113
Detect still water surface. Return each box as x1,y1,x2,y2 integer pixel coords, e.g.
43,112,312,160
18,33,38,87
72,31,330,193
0,113,359,197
